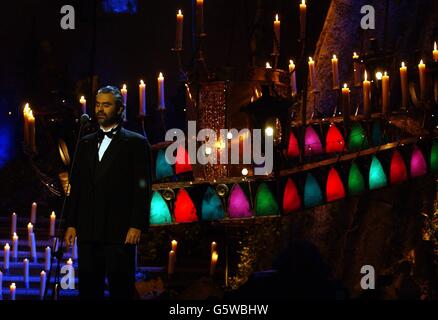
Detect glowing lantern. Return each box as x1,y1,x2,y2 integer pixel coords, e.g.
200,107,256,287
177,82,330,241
287,131,300,158
175,145,192,174
228,184,252,218
174,188,198,223
390,150,407,184
201,187,224,221
304,173,323,208
431,141,438,173
369,156,387,190
326,168,346,202
348,162,365,196
325,124,345,153
255,183,280,216
283,178,301,214
410,146,427,177
304,126,323,156
155,149,174,180
150,192,172,225
348,123,368,152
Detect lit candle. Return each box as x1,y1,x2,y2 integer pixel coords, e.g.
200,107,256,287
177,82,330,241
40,271,47,300
176,10,184,50
266,62,272,69
30,233,37,263
210,251,218,276
30,202,37,225
10,283,16,301
67,258,73,267
23,258,29,289
12,233,18,260
196,0,204,35
139,80,146,116
363,71,371,118
72,237,78,260
27,223,33,247
171,240,178,254
45,246,51,271
79,96,86,114
289,60,297,95
400,62,408,109
4,243,10,271
11,212,17,237
342,83,351,123
375,71,383,90
158,72,166,110
308,57,317,91
273,14,280,55
382,71,390,114
168,250,176,275
418,60,426,101
211,241,217,256
49,211,56,237
331,54,340,89
353,52,361,86
23,103,30,145
121,84,127,122
27,110,36,153
433,42,438,62
299,0,307,40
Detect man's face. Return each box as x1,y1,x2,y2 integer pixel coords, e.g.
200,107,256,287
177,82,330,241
95,93,121,127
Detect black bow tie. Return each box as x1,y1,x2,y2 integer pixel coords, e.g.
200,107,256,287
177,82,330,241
97,126,119,140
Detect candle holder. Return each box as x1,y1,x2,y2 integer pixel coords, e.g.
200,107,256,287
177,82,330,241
171,48,188,82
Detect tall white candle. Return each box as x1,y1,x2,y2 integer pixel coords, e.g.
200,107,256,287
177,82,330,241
4,243,10,271
400,62,408,109
28,110,36,153
11,212,17,237
382,71,390,114
433,42,438,62
158,73,166,110
308,57,317,91
331,54,340,89
139,80,146,116
168,250,176,275
353,52,361,86
299,0,307,40
10,283,16,301
121,84,128,122
289,60,297,95
210,251,218,276
23,258,29,289
211,241,217,256
30,233,37,263
79,96,87,114
30,202,37,225
45,246,51,271
40,271,47,300
12,233,18,260
273,14,280,55
23,103,30,146
176,10,184,50
49,211,56,237
72,237,78,260
363,71,371,118
418,60,426,101
27,223,33,247
171,240,178,254
196,0,204,35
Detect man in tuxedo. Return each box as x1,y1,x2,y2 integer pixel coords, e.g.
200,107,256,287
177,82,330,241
64,86,152,299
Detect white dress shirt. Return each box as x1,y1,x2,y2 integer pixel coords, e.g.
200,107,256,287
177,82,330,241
98,125,118,162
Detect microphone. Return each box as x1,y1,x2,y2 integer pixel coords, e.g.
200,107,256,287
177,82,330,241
80,113,91,126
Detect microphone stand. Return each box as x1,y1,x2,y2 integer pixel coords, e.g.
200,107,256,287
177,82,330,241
43,113,91,300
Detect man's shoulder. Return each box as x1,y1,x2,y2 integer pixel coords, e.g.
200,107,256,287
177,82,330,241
121,128,148,142
79,132,97,143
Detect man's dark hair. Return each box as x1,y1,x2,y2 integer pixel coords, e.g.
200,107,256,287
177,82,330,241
96,86,125,115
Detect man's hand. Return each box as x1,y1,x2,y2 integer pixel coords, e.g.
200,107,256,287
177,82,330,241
64,227,77,247
125,228,141,245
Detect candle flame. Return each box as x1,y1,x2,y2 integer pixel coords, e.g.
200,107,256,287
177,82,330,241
266,62,272,69
159,72,164,78
5,243,10,249
10,283,15,289
364,70,367,81
122,84,127,90
401,62,405,68
212,251,218,261
51,211,56,217
435,42,437,51
301,0,306,5
419,59,424,65
308,57,313,62
178,9,182,15
332,54,337,60
343,83,348,89
376,71,383,80
353,52,359,58
140,80,145,85
289,59,294,65
384,71,388,76
275,14,279,21
41,271,46,276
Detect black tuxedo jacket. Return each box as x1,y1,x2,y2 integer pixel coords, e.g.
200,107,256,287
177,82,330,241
65,127,152,244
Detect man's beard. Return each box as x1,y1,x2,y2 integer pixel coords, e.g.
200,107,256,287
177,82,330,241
97,114,119,127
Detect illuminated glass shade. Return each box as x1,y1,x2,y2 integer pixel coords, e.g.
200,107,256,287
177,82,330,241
348,162,365,196
325,124,345,153
369,156,387,190
150,192,172,225
255,183,280,216
348,123,368,152
155,149,174,180
304,173,323,208
201,187,224,221
410,146,427,177
283,178,301,214
174,188,198,223
390,151,407,184
326,168,346,202
287,131,300,158
431,141,438,173
228,184,252,218
175,145,192,174
304,127,323,156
